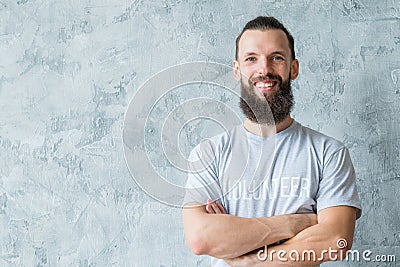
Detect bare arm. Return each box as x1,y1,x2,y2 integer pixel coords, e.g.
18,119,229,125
224,206,356,266
182,201,317,259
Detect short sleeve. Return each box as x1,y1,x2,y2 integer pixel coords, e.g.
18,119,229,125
182,141,224,207
316,147,362,219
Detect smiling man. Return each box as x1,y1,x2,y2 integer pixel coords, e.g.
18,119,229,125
182,16,362,267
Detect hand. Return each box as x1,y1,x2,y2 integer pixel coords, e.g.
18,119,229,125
205,199,226,214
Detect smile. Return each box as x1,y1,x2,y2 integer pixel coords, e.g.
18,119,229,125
254,80,278,92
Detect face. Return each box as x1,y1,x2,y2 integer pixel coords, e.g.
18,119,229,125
233,29,299,124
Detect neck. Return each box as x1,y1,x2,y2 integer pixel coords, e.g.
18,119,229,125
244,116,293,137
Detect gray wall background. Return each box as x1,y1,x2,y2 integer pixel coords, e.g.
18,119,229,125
1,0,399,266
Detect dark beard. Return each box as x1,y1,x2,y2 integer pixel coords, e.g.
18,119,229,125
240,74,294,125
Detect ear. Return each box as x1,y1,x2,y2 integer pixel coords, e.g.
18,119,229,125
290,59,299,80
232,60,241,81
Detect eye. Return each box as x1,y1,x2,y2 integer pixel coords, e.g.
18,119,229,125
272,55,284,61
245,56,256,62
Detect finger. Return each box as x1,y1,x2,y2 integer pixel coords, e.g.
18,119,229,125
205,199,215,214
209,202,222,214
216,201,227,214
206,199,223,214
214,201,227,214
205,203,214,214
206,199,219,214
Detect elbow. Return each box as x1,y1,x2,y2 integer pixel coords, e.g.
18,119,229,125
183,214,213,256
335,236,353,260
186,236,208,256
186,236,234,259
183,213,231,258
185,233,229,258
334,233,353,249
336,237,353,260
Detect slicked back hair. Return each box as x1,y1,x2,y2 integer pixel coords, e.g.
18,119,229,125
235,16,295,60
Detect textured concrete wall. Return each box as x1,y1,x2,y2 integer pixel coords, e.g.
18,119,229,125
0,0,399,266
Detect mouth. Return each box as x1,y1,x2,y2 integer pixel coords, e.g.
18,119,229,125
253,80,278,93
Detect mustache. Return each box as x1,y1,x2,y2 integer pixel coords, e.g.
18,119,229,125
250,74,282,84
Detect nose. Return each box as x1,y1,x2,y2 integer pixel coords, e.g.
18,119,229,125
257,57,272,76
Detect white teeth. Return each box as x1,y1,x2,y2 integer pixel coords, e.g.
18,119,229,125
256,82,274,88
264,82,273,87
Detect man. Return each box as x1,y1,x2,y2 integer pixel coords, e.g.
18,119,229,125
182,16,362,266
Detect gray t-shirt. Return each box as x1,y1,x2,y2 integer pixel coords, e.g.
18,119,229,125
184,120,362,266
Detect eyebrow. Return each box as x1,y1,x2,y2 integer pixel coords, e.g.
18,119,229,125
243,52,257,56
242,50,287,58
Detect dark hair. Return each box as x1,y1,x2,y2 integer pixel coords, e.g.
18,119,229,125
235,16,295,60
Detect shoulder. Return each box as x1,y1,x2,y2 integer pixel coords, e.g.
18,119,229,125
294,121,348,158
189,125,242,159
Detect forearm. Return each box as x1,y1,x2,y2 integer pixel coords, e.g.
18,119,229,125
261,224,349,265
183,209,314,259
242,207,356,266
190,213,280,258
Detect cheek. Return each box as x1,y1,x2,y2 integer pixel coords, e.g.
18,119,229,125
276,66,291,79
240,68,256,81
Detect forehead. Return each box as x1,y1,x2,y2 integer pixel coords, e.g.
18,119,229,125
238,29,291,57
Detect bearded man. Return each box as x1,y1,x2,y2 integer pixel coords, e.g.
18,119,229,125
182,16,362,267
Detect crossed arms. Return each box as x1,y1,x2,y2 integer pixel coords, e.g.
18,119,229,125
182,200,356,266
